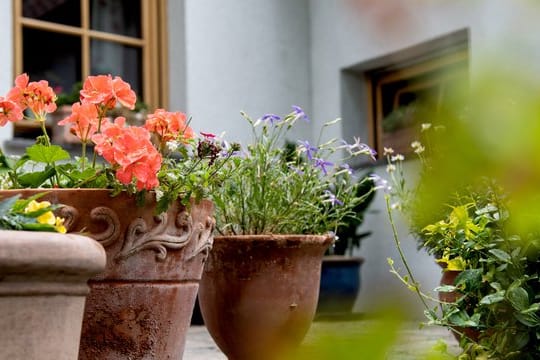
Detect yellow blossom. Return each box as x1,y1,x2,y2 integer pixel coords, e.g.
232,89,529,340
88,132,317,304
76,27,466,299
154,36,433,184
24,199,66,232
54,217,67,234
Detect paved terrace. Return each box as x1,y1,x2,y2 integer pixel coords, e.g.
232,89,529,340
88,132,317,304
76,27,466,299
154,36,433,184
184,318,461,359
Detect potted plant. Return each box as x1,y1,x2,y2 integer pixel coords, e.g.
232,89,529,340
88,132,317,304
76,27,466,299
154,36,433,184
0,194,106,360
317,173,376,318
0,73,234,359
197,107,377,360
382,117,540,358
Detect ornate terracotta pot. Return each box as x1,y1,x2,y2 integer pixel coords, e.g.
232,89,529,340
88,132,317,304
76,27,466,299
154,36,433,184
0,189,214,359
198,234,332,360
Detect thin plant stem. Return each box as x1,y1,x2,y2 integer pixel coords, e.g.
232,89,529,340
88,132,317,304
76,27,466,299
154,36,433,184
385,194,432,312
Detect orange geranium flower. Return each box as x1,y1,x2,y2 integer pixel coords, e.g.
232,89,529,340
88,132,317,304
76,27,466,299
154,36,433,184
145,109,194,143
80,75,115,108
93,117,162,190
0,97,24,126
112,76,136,110
58,102,100,143
7,73,57,119
80,75,136,111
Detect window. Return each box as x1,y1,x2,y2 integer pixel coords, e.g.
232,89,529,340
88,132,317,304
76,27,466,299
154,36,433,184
366,45,468,157
13,0,168,111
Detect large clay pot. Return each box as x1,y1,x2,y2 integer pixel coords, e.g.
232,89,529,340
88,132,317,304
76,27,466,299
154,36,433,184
198,234,332,360
0,230,106,360
0,189,215,359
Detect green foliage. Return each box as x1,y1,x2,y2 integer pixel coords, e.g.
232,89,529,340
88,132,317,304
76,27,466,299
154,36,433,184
384,66,540,358
211,108,376,235
0,193,63,232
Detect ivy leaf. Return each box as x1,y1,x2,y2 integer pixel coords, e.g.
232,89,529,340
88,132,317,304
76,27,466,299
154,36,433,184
448,310,478,327
489,248,512,263
456,269,483,292
434,285,456,293
480,291,505,305
507,287,530,311
26,144,70,164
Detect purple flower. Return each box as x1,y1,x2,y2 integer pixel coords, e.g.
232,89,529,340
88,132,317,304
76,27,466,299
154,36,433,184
288,164,304,175
298,140,318,160
313,157,333,175
292,105,309,122
260,113,281,125
340,163,353,175
325,190,344,206
368,174,391,192
344,137,377,161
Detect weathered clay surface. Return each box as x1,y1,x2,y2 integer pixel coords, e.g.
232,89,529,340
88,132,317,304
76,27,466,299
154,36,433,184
198,234,332,360
0,230,106,360
0,189,214,360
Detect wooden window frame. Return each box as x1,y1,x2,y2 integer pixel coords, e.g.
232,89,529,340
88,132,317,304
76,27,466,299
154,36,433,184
366,49,468,157
12,0,169,110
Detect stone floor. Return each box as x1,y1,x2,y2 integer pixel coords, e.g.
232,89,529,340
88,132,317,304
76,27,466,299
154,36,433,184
184,318,462,359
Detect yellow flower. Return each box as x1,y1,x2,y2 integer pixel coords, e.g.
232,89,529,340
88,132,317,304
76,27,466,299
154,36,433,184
436,255,466,271
25,199,66,233
54,217,67,234
25,200,55,224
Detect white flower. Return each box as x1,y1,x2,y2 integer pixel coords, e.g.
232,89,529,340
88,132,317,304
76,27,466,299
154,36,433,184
411,141,422,149
421,123,432,132
154,189,164,201
390,154,404,162
383,147,394,156
166,140,180,152
386,164,396,173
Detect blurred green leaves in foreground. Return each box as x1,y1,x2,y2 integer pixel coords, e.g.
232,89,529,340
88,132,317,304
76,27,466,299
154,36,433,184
288,307,457,360
410,63,540,237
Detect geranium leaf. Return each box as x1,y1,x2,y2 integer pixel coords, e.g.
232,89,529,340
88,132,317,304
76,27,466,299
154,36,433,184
26,144,70,164
17,168,56,187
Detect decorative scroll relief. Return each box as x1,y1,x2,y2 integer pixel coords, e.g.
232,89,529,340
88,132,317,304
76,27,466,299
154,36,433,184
188,216,216,261
115,210,194,261
57,205,121,247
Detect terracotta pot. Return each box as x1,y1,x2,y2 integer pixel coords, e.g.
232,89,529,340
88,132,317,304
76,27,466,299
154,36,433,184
0,230,106,360
198,234,332,360
0,189,215,359
438,267,480,342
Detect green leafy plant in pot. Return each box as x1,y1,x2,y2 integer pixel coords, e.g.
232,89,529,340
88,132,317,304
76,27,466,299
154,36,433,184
198,106,376,360
383,117,540,359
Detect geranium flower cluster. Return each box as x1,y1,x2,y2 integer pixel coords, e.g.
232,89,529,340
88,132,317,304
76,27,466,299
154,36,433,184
0,73,196,191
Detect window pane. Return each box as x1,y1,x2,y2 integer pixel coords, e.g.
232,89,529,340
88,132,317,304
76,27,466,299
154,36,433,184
91,40,143,99
90,0,141,38
23,28,81,94
23,0,81,27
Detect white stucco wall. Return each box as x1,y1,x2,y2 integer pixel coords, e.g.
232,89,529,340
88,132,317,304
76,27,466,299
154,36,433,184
0,0,13,142
309,0,540,318
171,0,312,146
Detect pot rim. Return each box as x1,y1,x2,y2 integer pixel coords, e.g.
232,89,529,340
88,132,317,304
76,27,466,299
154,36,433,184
214,234,334,245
